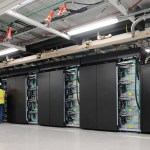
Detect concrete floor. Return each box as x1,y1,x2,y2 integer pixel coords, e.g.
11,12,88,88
0,124,150,150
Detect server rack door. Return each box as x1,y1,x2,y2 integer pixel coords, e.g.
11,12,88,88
15,76,26,124
80,65,97,129
49,70,65,127
7,77,16,123
141,65,150,133
38,72,50,126
97,63,118,131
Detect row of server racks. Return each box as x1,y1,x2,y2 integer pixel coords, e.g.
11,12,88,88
2,58,150,133
3,67,80,126
1,75,38,124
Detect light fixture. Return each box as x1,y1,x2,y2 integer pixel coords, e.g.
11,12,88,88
145,48,150,53
0,48,19,56
67,18,119,36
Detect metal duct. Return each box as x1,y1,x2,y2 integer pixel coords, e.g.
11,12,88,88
131,14,150,38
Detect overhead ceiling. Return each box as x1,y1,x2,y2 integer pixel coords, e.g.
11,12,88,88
0,0,150,57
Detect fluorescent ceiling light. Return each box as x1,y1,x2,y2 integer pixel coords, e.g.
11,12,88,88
145,48,150,53
0,48,19,56
67,18,119,36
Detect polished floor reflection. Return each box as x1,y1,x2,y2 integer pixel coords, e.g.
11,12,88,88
0,124,150,150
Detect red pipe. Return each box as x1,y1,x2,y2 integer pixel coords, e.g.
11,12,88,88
128,0,143,11
58,3,67,16
6,27,12,40
46,11,54,22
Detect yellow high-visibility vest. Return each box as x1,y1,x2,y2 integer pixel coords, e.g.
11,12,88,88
0,89,5,104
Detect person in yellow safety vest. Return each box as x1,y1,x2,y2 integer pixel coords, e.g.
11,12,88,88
0,82,5,123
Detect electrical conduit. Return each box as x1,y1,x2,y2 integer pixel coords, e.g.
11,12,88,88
131,14,150,38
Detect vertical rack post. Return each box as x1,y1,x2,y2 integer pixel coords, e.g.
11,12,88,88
65,66,80,127
26,74,38,124
118,59,141,132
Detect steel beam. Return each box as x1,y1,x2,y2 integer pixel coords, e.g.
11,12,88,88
0,42,25,51
0,27,150,69
108,0,135,22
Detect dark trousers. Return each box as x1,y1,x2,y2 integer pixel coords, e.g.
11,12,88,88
0,104,4,123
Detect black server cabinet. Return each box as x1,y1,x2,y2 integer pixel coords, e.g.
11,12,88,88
80,65,97,129
38,72,50,126
7,77,16,123
49,70,65,127
7,76,26,124
97,63,118,131
80,63,117,131
38,70,65,127
15,76,26,124
141,65,150,133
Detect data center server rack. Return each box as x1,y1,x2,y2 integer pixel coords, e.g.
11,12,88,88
2,79,7,122
65,67,80,127
26,74,38,124
118,59,141,132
